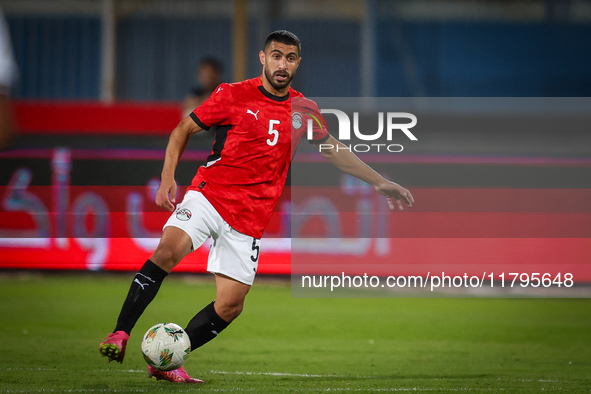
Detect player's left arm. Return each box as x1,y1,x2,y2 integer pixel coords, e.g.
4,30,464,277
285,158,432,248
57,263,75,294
315,135,414,211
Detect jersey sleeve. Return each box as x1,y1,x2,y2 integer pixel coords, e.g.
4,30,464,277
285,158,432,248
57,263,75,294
292,97,330,144
190,83,233,130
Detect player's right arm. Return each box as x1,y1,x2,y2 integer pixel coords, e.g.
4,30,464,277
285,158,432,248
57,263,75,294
155,116,202,211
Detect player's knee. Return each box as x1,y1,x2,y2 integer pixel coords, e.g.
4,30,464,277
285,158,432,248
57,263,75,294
215,300,244,322
150,245,180,272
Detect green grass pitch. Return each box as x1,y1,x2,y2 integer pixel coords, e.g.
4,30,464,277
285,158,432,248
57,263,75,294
0,272,590,393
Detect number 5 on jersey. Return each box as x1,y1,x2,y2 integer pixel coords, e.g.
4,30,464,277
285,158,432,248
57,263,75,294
267,120,280,146
250,238,260,262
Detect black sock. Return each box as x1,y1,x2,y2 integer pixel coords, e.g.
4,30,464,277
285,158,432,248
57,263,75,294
114,259,168,335
185,301,230,350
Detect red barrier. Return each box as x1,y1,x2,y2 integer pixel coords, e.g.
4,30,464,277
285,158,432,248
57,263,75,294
13,100,183,135
1,183,590,280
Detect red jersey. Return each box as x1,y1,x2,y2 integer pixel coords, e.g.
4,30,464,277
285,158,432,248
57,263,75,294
188,77,328,238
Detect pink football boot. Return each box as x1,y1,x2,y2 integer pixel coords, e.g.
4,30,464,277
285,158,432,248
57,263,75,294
148,365,204,383
99,331,129,363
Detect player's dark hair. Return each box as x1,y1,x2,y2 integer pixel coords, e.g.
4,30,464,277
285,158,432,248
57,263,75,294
264,30,301,56
199,57,223,73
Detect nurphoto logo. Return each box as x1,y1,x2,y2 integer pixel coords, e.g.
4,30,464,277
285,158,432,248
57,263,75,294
308,110,418,153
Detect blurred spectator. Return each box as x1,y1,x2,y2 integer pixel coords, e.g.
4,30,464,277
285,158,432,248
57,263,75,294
0,5,17,150
182,57,224,118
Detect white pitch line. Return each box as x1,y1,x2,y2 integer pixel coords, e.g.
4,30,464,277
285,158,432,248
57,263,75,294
209,370,360,378
6,368,578,384
1,369,577,393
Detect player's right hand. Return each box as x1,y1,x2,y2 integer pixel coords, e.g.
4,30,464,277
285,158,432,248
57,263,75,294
155,178,177,212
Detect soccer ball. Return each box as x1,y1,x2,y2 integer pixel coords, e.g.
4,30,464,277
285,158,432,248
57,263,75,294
141,323,191,371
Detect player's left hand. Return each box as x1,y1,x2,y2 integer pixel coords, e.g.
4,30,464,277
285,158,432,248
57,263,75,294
375,181,414,211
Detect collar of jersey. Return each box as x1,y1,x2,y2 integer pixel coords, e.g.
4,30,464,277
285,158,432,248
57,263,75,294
258,85,290,102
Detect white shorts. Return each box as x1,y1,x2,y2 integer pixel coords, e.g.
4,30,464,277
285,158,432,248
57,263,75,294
163,191,260,285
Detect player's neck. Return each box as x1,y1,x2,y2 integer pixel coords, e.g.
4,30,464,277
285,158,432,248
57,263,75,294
260,76,289,97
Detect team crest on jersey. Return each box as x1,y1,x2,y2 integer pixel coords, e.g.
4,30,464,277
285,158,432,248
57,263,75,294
176,208,192,221
292,112,303,129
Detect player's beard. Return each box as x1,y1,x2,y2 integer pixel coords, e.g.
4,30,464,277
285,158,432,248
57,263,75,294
264,66,295,91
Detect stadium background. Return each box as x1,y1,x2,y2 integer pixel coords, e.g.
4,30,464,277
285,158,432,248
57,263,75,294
0,0,589,282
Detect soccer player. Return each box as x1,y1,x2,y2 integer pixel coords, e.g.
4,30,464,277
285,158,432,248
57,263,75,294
99,30,414,383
